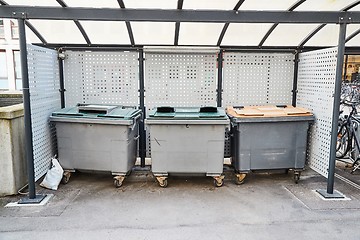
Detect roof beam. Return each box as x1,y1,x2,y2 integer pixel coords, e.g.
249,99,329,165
343,0,360,11
258,0,306,47
298,0,360,47
174,0,183,46
56,0,91,45
346,27,360,43
117,0,135,46
1,6,359,23
24,21,47,44
298,24,326,47
217,0,245,46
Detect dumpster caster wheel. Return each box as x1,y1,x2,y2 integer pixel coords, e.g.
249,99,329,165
62,171,71,184
294,172,301,184
156,177,168,188
113,176,125,188
213,175,224,187
235,173,247,185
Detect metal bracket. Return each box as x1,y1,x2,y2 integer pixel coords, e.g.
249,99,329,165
338,16,352,24
12,12,27,19
58,52,66,60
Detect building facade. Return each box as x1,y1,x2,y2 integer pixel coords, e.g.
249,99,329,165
0,18,21,90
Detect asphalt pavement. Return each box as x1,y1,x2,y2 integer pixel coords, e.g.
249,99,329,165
1,165,360,240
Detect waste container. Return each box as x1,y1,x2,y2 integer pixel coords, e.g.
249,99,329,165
50,104,141,187
145,106,230,187
227,105,314,184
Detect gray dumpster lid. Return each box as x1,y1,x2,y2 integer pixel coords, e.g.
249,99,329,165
51,104,141,120
148,106,227,120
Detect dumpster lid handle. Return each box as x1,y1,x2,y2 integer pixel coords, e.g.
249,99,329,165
199,106,217,113
156,107,175,113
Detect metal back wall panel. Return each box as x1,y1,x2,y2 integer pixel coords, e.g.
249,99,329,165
296,47,337,177
222,52,294,106
144,52,218,156
222,52,294,157
64,51,139,107
27,44,61,181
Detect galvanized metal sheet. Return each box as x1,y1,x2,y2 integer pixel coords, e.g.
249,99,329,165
63,51,139,107
28,44,61,181
222,52,294,157
222,52,294,106
296,47,337,177
144,52,218,156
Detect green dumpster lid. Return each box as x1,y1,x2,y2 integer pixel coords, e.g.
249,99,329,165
52,104,141,120
148,106,227,120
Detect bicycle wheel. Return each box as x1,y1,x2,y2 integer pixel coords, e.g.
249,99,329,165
337,124,350,158
350,121,360,162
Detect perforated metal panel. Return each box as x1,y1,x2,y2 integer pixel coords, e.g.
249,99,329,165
145,52,218,156
64,51,139,106
222,52,294,106
222,52,294,157
296,47,338,177
27,45,61,181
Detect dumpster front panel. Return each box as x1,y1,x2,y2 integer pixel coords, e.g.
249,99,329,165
51,105,141,176
56,122,136,174
235,121,309,171
228,105,314,173
150,124,226,175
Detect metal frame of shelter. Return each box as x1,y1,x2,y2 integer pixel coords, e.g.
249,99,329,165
1,1,360,202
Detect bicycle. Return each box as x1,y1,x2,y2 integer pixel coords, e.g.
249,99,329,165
336,103,360,173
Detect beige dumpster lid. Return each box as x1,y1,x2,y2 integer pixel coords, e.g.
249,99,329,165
226,105,313,118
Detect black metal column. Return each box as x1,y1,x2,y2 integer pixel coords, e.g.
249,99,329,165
58,50,66,108
317,21,347,199
217,50,223,107
327,22,347,194
17,18,46,204
139,49,146,167
292,50,299,107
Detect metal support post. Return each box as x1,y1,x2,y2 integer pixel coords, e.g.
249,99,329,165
17,18,46,204
292,50,299,107
58,49,66,108
139,49,146,167
217,49,223,107
317,21,347,199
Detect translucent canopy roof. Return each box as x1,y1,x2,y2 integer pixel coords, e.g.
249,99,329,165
1,0,360,48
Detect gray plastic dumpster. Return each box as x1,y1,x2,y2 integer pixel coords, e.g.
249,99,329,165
50,104,141,187
227,105,314,184
145,106,230,188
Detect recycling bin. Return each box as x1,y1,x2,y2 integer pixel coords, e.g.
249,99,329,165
50,104,141,187
227,105,314,184
145,106,230,187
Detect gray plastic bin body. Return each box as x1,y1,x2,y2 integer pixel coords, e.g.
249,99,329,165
231,116,314,172
50,105,141,176
145,107,229,178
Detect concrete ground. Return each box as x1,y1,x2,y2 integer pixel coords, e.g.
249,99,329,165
1,165,360,240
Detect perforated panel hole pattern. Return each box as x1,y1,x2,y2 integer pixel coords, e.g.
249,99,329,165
144,53,218,157
28,45,61,181
64,51,139,107
222,52,294,107
296,47,337,177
